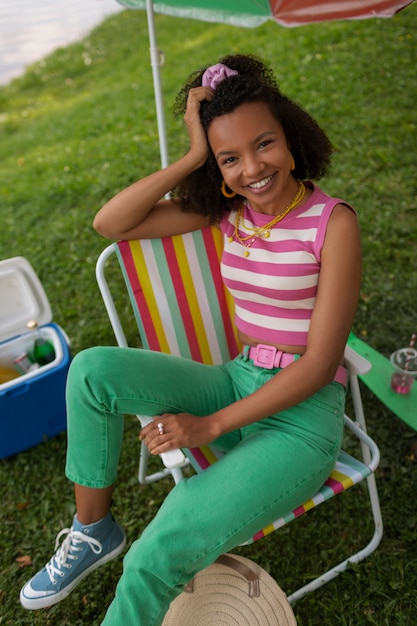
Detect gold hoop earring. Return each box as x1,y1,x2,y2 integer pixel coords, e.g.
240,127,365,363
290,154,296,171
221,180,237,198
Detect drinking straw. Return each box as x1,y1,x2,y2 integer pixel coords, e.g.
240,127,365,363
405,333,416,368
400,333,416,388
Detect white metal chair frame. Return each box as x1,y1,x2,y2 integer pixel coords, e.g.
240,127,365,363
96,240,383,604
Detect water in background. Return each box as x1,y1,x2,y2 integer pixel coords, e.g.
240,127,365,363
0,0,124,85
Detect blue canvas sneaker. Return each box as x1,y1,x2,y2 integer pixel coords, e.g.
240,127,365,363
20,512,126,610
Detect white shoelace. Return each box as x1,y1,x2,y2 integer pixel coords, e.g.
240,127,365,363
46,527,103,584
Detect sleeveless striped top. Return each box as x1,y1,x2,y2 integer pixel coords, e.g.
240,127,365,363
219,183,355,346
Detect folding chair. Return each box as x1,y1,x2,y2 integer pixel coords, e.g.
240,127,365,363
96,225,383,603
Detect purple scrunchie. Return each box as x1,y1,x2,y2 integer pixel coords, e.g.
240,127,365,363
202,63,239,90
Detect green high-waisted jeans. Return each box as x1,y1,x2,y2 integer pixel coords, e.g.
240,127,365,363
65,346,345,625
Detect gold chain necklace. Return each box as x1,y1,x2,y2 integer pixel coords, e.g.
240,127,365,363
229,180,306,257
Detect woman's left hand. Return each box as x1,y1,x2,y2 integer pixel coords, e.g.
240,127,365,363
140,413,214,455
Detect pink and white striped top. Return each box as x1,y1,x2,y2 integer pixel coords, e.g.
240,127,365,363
219,183,355,346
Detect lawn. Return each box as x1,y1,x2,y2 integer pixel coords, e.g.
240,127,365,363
0,4,416,625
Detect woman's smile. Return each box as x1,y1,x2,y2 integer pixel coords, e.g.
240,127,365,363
246,173,276,192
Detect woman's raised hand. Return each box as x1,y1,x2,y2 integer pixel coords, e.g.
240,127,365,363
184,86,214,168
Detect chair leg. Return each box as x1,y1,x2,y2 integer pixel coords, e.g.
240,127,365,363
287,470,383,604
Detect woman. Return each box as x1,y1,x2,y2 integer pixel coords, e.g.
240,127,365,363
20,54,361,625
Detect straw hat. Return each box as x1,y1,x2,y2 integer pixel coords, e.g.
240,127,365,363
162,554,297,626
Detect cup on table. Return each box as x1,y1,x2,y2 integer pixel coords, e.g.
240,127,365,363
390,348,417,395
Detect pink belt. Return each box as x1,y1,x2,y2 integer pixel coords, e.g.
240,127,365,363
242,344,347,388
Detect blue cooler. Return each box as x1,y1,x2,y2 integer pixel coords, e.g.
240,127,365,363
0,256,71,458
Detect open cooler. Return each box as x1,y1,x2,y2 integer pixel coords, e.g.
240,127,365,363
0,256,71,458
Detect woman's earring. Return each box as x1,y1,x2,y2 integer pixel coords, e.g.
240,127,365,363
290,154,296,171
221,180,237,198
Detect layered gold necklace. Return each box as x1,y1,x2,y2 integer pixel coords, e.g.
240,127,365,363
229,180,306,257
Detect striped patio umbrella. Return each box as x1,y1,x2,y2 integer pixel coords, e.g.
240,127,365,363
118,0,413,27
116,0,414,166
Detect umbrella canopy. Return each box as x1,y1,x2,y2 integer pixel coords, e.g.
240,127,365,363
116,0,414,167
118,0,413,27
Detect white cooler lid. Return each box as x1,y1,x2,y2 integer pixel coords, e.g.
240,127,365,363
0,256,52,343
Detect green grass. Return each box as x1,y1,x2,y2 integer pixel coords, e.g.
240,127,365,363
1,5,417,624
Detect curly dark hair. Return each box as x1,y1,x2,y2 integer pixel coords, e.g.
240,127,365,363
173,54,333,223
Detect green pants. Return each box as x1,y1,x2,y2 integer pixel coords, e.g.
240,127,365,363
65,346,345,625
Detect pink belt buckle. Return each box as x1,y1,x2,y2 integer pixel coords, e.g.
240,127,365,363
253,344,281,369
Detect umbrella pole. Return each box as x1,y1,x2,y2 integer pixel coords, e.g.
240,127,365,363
146,0,169,170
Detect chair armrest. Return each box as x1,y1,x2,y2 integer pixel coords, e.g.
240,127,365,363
160,449,188,469
344,344,372,375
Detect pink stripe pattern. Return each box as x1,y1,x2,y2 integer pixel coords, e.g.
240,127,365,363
220,184,354,346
